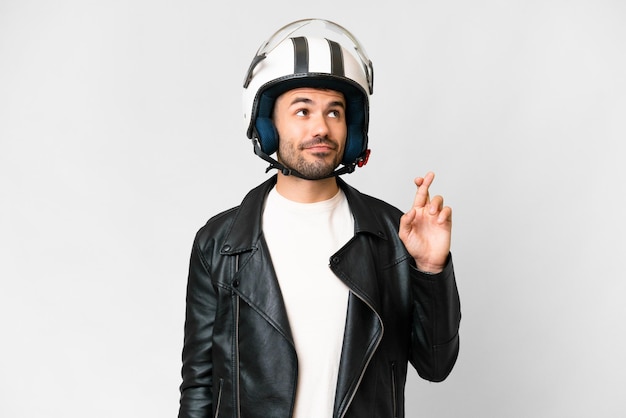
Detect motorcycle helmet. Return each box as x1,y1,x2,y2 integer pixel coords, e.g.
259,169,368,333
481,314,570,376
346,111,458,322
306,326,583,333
242,18,374,176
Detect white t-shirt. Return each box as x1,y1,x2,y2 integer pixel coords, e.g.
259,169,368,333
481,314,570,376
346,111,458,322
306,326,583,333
262,187,354,418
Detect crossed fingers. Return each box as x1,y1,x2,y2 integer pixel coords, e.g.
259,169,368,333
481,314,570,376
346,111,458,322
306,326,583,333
411,172,451,224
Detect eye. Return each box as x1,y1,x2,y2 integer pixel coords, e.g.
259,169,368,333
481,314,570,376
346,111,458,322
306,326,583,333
328,109,342,118
296,109,309,117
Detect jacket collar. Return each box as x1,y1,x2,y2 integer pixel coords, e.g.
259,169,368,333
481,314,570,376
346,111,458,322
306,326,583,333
222,175,388,253
338,176,389,241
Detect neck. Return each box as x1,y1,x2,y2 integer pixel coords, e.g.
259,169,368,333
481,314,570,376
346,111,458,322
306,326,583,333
275,173,340,203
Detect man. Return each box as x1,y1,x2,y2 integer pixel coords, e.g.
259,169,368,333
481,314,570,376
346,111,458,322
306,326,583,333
179,19,461,418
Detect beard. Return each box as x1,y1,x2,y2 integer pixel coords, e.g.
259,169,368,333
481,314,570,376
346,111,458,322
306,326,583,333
277,137,343,180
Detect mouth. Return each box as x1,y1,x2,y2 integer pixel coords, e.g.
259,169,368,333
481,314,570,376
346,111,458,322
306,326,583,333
305,144,334,153
300,137,337,152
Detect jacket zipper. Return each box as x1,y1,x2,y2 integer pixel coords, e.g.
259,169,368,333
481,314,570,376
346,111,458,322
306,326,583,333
391,362,398,418
213,378,224,418
233,254,241,418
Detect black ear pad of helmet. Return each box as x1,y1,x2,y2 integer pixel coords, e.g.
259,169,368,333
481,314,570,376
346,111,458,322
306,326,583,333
342,94,366,164
254,91,280,155
255,116,279,155
343,125,364,164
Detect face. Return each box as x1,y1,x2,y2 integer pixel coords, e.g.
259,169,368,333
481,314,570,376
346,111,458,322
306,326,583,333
272,87,347,180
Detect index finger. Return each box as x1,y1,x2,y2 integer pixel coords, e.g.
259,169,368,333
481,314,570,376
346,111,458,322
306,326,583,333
412,171,435,208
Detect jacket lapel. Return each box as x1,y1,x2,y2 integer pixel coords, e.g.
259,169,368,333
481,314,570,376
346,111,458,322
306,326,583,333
220,176,295,345
235,239,294,345
330,238,384,417
332,178,392,416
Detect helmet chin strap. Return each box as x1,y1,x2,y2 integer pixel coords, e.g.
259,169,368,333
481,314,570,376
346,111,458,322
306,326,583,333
252,139,358,180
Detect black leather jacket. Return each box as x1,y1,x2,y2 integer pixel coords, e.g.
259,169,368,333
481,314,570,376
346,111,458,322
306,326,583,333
179,175,461,418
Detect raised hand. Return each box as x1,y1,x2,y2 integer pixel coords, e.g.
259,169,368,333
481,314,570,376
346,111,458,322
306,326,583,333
398,172,452,273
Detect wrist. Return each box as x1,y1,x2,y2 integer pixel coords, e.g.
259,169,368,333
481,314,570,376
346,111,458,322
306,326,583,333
415,260,444,274
414,254,450,274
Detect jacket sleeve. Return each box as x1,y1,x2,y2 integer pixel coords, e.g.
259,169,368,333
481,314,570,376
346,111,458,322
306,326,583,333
179,235,217,418
409,253,461,382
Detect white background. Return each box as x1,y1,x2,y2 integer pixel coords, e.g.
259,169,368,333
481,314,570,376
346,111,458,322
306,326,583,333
1,0,625,416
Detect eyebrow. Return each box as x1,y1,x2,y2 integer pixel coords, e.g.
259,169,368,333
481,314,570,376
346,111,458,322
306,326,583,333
289,97,345,109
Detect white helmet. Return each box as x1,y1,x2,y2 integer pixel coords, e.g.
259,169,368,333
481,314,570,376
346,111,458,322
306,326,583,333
242,18,374,175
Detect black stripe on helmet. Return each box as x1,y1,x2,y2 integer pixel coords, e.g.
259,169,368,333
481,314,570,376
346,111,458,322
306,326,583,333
327,39,344,77
292,37,309,74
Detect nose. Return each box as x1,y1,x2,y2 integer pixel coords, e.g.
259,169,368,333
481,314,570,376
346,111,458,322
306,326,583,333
310,112,330,138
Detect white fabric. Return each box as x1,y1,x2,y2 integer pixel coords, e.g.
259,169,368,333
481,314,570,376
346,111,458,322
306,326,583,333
262,187,353,418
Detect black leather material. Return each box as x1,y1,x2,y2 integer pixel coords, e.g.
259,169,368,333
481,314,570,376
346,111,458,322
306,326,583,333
179,175,461,418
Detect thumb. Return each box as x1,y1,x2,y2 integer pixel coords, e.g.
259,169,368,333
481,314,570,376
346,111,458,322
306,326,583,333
399,207,416,235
